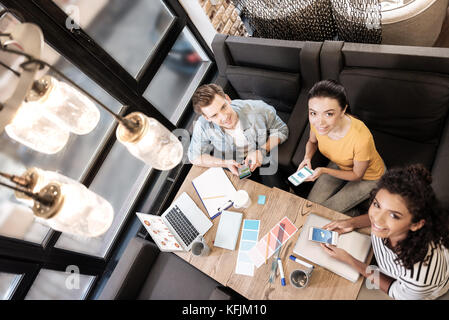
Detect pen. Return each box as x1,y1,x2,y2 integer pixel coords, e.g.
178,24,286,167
211,199,234,220
289,255,314,269
277,258,286,286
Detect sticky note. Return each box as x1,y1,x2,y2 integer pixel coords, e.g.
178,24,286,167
257,195,266,205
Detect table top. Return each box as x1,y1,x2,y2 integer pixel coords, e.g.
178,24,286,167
174,166,372,300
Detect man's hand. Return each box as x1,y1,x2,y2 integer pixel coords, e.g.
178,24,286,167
244,150,263,172
224,159,241,176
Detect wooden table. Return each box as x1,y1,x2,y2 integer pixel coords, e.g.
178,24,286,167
174,166,372,300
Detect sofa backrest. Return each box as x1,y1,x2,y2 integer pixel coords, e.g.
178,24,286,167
212,35,321,116
321,41,449,169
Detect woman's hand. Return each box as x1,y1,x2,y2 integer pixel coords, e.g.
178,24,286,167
323,219,355,235
305,167,326,182
297,158,312,172
320,243,354,265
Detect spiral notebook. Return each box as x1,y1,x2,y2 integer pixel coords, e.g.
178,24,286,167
192,167,236,219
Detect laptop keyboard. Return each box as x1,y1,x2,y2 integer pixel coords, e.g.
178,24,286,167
165,205,199,246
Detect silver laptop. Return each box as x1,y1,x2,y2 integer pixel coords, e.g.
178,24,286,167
136,192,212,252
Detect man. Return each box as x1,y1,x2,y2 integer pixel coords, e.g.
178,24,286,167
187,83,289,189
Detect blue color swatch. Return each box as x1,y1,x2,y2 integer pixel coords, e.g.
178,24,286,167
243,220,260,230
242,230,258,242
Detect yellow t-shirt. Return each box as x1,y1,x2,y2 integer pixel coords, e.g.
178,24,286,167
311,115,385,180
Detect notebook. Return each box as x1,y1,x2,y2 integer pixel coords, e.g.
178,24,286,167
136,192,212,252
214,210,242,250
192,167,236,219
293,213,372,283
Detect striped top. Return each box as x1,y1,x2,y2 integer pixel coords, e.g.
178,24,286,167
371,234,449,300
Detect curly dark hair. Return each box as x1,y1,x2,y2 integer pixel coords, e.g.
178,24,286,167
369,164,449,270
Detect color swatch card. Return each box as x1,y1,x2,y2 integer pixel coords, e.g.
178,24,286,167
248,216,298,268
235,220,260,276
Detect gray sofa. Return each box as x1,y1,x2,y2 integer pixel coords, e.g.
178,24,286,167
213,35,449,209
306,40,449,209
98,237,236,300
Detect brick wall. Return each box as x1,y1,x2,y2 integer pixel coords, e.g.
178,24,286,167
198,0,249,36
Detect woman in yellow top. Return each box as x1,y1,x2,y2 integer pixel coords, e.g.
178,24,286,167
297,80,385,215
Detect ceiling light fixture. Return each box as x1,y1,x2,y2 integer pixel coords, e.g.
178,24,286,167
0,12,183,170
0,168,114,238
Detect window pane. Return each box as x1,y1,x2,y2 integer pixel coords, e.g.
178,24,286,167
143,27,211,124
0,272,21,300
0,13,122,244
54,0,175,77
54,142,150,257
25,269,94,300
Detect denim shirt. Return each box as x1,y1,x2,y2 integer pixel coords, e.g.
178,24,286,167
188,99,289,164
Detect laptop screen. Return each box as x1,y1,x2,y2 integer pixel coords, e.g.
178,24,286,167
136,212,184,252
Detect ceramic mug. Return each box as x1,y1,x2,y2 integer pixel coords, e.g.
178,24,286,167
191,235,210,256
290,267,314,288
233,190,252,209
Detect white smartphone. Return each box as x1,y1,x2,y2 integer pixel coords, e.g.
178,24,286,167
308,227,338,246
288,166,314,186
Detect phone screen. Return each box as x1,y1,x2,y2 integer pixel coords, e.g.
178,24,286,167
288,166,314,186
238,165,251,179
311,227,334,244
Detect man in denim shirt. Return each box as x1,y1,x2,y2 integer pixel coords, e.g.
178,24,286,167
188,84,289,189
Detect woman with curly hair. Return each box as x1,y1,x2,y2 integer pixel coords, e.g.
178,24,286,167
321,164,449,299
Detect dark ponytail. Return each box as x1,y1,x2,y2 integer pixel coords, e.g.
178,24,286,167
308,79,350,113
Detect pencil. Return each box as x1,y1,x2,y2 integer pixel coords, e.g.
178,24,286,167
202,195,225,200
265,233,270,264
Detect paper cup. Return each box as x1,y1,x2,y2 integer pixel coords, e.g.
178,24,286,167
233,190,251,209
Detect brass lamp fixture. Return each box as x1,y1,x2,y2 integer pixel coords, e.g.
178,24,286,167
0,168,114,238
0,11,183,170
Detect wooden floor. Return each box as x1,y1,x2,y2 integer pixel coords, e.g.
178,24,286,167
435,6,449,47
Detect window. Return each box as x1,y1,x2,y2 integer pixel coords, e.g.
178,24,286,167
0,39,122,244
0,272,21,300
0,0,215,299
143,27,212,124
25,269,94,300
54,142,150,257
53,0,175,78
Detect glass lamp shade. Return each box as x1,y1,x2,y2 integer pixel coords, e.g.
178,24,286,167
116,112,183,170
5,101,70,154
33,182,114,238
14,167,78,206
29,75,100,135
